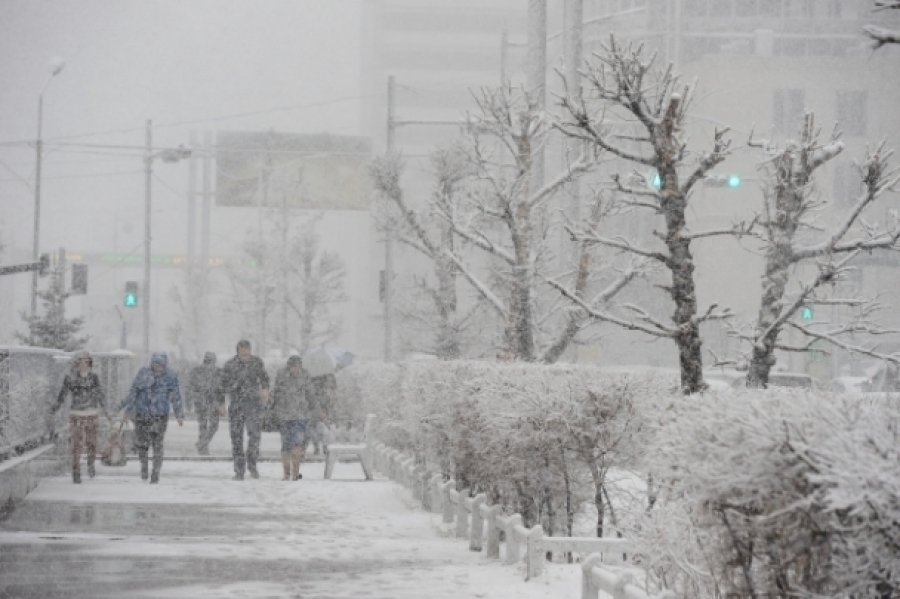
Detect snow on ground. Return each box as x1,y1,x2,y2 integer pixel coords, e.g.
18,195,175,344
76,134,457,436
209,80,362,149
1,458,581,599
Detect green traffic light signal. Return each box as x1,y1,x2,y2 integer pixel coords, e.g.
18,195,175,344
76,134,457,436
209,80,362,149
124,281,139,307
652,173,661,189
801,306,813,321
727,175,741,188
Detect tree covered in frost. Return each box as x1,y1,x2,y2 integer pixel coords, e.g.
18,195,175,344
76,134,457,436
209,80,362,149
17,261,88,351
732,114,900,388
634,388,900,599
373,85,642,362
555,37,733,394
227,212,345,355
166,266,214,360
371,149,473,359
863,1,900,49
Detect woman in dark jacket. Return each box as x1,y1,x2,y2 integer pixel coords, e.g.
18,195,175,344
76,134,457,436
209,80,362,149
51,350,111,483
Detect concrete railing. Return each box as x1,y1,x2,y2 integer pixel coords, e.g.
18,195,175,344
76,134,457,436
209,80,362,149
370,441,675,598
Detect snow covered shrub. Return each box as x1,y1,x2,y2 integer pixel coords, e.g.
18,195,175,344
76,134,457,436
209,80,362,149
346,359,671,539
634,388,900,599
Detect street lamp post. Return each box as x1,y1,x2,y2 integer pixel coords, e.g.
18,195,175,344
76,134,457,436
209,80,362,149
142,119,191,357
31,58,65,317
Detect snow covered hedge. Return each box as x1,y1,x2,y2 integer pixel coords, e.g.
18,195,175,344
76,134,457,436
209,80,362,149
635,388,900,599
339,361,900,597
339,360,668,538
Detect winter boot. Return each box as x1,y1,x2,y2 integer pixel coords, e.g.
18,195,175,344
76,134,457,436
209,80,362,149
290,447,304,481
281,452,291,480
150,470,159,484
87,461,96,479
73,468,81,484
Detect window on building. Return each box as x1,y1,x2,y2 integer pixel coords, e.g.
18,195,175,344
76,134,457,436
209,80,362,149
773,89,805,134
833,161,861,206
836,91,867,137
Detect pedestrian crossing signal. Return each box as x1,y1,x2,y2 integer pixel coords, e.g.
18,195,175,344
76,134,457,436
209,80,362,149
801,306,813,320
124,281,139,307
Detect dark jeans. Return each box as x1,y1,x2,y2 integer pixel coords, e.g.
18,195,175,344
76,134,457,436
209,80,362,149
229,402,261,476
134,415,169,476
196,400,220,449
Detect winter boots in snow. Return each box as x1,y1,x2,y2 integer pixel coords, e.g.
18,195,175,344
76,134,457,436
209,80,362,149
87,461,95,479
72,467,81,484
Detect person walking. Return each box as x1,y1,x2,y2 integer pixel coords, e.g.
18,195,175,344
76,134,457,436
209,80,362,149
306,373,335,455
120,352,184,483
50,350,111,483
189,352,224,455
270,355,310,481
221,340,270,480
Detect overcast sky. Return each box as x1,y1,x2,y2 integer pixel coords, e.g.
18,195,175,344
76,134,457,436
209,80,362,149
0,0,364,256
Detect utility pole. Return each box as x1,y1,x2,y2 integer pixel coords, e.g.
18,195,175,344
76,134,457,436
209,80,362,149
199,130,212,353
527,0,547,189
143,119,152,359
186,130,198,358
564,0,584,221
383,74,396,362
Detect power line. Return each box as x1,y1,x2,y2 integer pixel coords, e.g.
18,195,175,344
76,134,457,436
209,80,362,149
0,92,376,147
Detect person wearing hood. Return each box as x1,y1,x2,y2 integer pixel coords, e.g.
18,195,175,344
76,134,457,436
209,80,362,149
120,352,184,483
50,351,111,484
188,351,224,455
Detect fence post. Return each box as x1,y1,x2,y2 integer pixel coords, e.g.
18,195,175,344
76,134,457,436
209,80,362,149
580,553,604,599
504,514,522,565
469,494,486,551
455,488,470,538
612,572,634,599
526,524,544,580
484,504,502,559
429,474,443,513
441,479,456,523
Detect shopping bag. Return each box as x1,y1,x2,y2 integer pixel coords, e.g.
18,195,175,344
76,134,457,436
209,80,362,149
101,422,128,466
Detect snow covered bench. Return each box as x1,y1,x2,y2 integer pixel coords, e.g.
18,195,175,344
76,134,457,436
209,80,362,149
323,414,375,480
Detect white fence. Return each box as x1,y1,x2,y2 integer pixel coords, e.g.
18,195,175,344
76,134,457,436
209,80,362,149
369,439,676,599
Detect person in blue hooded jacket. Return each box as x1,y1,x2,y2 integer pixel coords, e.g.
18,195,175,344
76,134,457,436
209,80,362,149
120,352,184,483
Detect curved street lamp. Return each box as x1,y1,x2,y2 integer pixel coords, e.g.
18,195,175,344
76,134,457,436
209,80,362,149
31,57,65,316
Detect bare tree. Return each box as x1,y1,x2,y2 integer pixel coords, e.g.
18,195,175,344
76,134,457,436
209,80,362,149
555,37,734,393
370,149,469,359
734,114,900,387
437,85,638,363
863,1,900,49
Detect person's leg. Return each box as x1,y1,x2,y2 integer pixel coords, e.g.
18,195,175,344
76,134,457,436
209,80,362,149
245,404,262,478
279,421,291,480
229,405,246,479
149,416,168,483
206,401,220,449
70,415,84,483
196,401,209,452
134,417,151,480
85,415,99,478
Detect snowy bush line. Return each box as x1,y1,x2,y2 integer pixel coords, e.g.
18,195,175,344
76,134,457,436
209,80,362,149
340,362,900,598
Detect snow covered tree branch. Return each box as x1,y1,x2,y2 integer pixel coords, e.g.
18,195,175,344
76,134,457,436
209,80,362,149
555,36,733,393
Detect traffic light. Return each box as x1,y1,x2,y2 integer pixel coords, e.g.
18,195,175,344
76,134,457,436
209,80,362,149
800,306,813,321
704,174,742,188
71,264,88,295
651,173,661,189
124,281,139,307
38,253,49,277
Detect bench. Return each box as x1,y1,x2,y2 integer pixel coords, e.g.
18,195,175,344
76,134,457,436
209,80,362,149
323,414,375,480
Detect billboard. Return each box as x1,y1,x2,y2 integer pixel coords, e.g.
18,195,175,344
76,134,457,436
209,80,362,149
215,131,372,210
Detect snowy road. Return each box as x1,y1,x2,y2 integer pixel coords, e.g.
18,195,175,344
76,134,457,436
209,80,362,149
0,457,579,599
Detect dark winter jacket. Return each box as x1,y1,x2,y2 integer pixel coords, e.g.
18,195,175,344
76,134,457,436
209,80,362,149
121,352,185,419
221,354,270,406
188,352,224,407
52,351,106,415
270,367,310,422
307,374,336,422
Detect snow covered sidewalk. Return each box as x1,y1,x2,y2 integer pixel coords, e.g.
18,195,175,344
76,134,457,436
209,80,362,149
0,459,579,599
